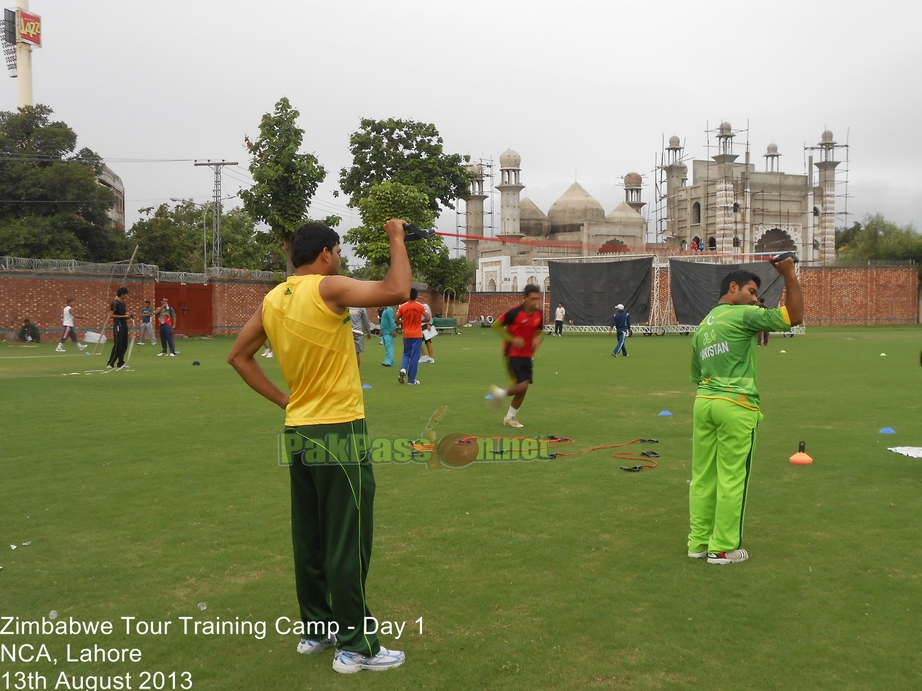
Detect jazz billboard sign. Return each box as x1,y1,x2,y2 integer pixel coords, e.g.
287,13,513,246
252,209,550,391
17,9,41,47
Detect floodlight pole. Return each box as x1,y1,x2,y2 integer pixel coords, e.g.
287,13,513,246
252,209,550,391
194,160,237,270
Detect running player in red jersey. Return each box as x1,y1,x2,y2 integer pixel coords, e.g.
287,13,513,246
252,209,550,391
488,284,545,428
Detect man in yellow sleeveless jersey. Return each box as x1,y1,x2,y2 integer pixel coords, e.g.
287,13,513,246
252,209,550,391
228,219,411,674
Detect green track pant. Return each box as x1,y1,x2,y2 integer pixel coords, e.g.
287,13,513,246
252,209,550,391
688,397,761,554
287,419,379,656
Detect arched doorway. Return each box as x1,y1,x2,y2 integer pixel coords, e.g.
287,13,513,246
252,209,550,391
755,228,796,253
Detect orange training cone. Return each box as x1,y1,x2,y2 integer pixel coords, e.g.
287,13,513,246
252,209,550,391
789,441,813,465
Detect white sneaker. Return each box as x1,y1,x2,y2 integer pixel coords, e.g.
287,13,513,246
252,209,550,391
265,352,273,358
503,416,523,428
137,343,144,346
55,345,65,352
488,385,506,411
158,352,166,357
398,369,406,384
332,647,405,674
77,344,87,350
688,550,708,559
408,380,422,386
117,364,129,371
707,549,749,565
169,353,175,357
296,635,336,656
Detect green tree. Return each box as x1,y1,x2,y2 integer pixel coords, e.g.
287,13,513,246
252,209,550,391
128,202,283,272
836,214,922,268
343,181,440,273
128,202,203,272
421,251,476,298
239,97,326,244
338,118,472,215
0,105,125,261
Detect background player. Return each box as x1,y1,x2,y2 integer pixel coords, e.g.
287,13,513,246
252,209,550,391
488,284,545,428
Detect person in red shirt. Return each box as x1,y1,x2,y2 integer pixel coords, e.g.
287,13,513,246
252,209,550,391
396,288,428,385
489,284,545,427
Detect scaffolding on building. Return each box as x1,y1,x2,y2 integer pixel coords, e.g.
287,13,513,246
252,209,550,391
455,157,495,259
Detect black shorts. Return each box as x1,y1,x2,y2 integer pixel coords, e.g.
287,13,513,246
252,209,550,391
505,356,533,384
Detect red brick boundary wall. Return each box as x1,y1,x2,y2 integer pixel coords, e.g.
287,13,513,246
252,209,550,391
0,271,278,341
2,266,916,340
468,267,919,326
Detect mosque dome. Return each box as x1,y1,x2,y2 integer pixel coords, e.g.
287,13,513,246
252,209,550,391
820,130,836,146
624,172,642,188
766,143,779,155
499,149,521,168
519,197,551,237
668,135,681,148
466,162,483,177
547,182,605,232
719,122,733,136
606,201,645,225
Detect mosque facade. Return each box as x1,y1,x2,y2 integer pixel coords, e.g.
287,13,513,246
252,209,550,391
660,123,841,262
470,150,648,292
467,123,841,293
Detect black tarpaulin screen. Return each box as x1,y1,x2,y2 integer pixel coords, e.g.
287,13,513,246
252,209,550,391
669,259,786,326
548,258,653,326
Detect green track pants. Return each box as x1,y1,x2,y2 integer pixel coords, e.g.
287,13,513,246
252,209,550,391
288,419,380,656
688,397,761,554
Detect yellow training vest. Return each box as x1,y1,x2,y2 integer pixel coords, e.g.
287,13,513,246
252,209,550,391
262,274,364,426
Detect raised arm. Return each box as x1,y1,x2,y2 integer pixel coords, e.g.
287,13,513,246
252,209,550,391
320,219,411,313
773,257,804,326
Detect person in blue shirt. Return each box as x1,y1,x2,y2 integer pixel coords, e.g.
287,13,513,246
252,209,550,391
138,300,157,346
608,304,631,358
379,305,396,367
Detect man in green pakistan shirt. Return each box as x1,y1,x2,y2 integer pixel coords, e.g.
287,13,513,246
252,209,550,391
688,257,803,565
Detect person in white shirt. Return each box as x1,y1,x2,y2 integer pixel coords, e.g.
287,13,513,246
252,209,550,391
553,302,566,337
56,299,87,352
419,302,435,363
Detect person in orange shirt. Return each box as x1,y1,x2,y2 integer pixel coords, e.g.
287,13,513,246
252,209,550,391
395,288,427,386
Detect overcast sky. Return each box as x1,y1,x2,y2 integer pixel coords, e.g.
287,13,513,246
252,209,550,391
3,0,920,260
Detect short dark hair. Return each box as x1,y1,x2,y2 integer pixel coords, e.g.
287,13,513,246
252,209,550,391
290,222,340,268
523,284,541,296
116,287,129,297
145,300,151,304
719,270,760,297
410,287,419,300
66,298,74,304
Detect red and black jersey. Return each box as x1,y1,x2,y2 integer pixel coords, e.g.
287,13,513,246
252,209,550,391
499,304,543,358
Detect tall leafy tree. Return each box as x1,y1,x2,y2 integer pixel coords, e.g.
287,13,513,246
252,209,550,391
343,181,440,273
128,201,283,272
0,105,125,260
339,118,472,215
836,213,922,270
239,97,326,244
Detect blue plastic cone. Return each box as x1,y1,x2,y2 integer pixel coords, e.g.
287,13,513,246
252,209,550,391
879,427,896,434
362,384,372,389
659,410,672,417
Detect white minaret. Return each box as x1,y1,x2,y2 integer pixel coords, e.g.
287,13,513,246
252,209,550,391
815,130,839,264
496,149,524,238
464,162,486,263
712,122,738,254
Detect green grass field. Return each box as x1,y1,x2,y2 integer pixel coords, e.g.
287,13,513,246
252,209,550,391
2,326,921,690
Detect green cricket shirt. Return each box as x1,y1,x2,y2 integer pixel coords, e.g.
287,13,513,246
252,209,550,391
690,303,792,411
